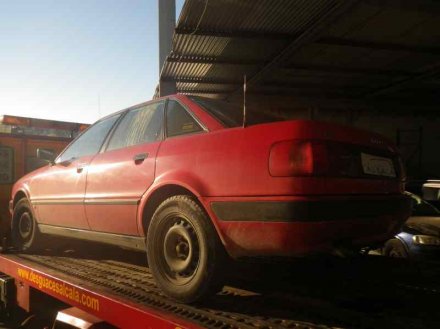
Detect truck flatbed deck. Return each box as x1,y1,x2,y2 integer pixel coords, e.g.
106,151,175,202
1,243,440,328
0,249,327,329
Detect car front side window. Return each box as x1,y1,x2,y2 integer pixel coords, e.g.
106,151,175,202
57,115,120,163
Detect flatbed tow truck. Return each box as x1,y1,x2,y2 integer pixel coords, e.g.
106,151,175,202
0,240,439,329
4,115,437,328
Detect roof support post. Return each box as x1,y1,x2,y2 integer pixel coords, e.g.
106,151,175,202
158,0,176,96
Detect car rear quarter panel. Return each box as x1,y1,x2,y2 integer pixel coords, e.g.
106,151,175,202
154,120,403,198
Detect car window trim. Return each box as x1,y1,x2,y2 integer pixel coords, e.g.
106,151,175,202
169,97,209,133
55,114,121,164
101,99,166,153
99,111,128,154
164,98,208,139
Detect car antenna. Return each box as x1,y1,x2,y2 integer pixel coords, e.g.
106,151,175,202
243,75,247,128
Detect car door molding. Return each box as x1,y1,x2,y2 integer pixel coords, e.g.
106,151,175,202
38,224,146,251
31,199,83,205
84,198,139,205
32,198,139,206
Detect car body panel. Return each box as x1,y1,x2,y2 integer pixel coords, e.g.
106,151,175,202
30,155,95,230
85,141,162,235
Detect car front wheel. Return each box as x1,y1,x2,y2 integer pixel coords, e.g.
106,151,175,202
146,195,226,303
12,198,44,252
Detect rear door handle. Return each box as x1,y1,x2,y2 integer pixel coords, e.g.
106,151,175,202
133,153,148,164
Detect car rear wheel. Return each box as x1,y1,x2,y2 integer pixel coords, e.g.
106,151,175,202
383,239,409,258
12,198,45,252
147,195,226,303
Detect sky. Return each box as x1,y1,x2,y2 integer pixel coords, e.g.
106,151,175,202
0,0,184,124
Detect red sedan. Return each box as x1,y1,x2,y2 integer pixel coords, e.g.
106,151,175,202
10,94,411,302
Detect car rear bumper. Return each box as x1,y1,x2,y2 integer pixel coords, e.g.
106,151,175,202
211,198,409,222
205,195,411,258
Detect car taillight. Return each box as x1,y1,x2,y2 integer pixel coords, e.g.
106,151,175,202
269,140,328,177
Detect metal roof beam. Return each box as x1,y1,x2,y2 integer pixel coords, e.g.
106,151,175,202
317,37,440,55
167,58,412,76
174,27,295,40
366,62,440,97
178,89,233,95
168,76,367,93
179,89,440,110
282,64,413,77
364,0,440,13
178,88,327,96
163,77,239,85
166,55,263,66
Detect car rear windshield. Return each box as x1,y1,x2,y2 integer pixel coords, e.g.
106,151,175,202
188,96,282,128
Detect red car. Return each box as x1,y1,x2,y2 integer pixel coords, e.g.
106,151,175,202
10,94,411,302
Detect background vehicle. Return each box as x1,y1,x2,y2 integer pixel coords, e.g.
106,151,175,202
383,193,440,259
10,94,411,303
0,115,87,237
422,180,440,209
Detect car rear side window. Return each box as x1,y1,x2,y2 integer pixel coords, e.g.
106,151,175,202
57,115,120,163
106,101,164,151
166,101,203,138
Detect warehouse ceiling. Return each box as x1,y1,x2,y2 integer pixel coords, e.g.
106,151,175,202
158,0,440,112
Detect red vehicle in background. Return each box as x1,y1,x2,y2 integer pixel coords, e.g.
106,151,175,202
0,115,87,236
9,94,411,303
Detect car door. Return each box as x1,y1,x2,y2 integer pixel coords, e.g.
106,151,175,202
84,101,165,235
31,115,120,229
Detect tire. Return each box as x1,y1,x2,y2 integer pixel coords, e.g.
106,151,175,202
147,195,226,303
383,239,409,258
11,198,45,252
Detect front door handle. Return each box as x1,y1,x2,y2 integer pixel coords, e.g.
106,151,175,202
77,165,85,173
133,153,148,164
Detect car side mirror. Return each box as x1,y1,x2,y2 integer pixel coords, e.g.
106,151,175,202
37,148,56,165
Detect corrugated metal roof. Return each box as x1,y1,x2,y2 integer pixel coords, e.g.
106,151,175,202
158,0,440,109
